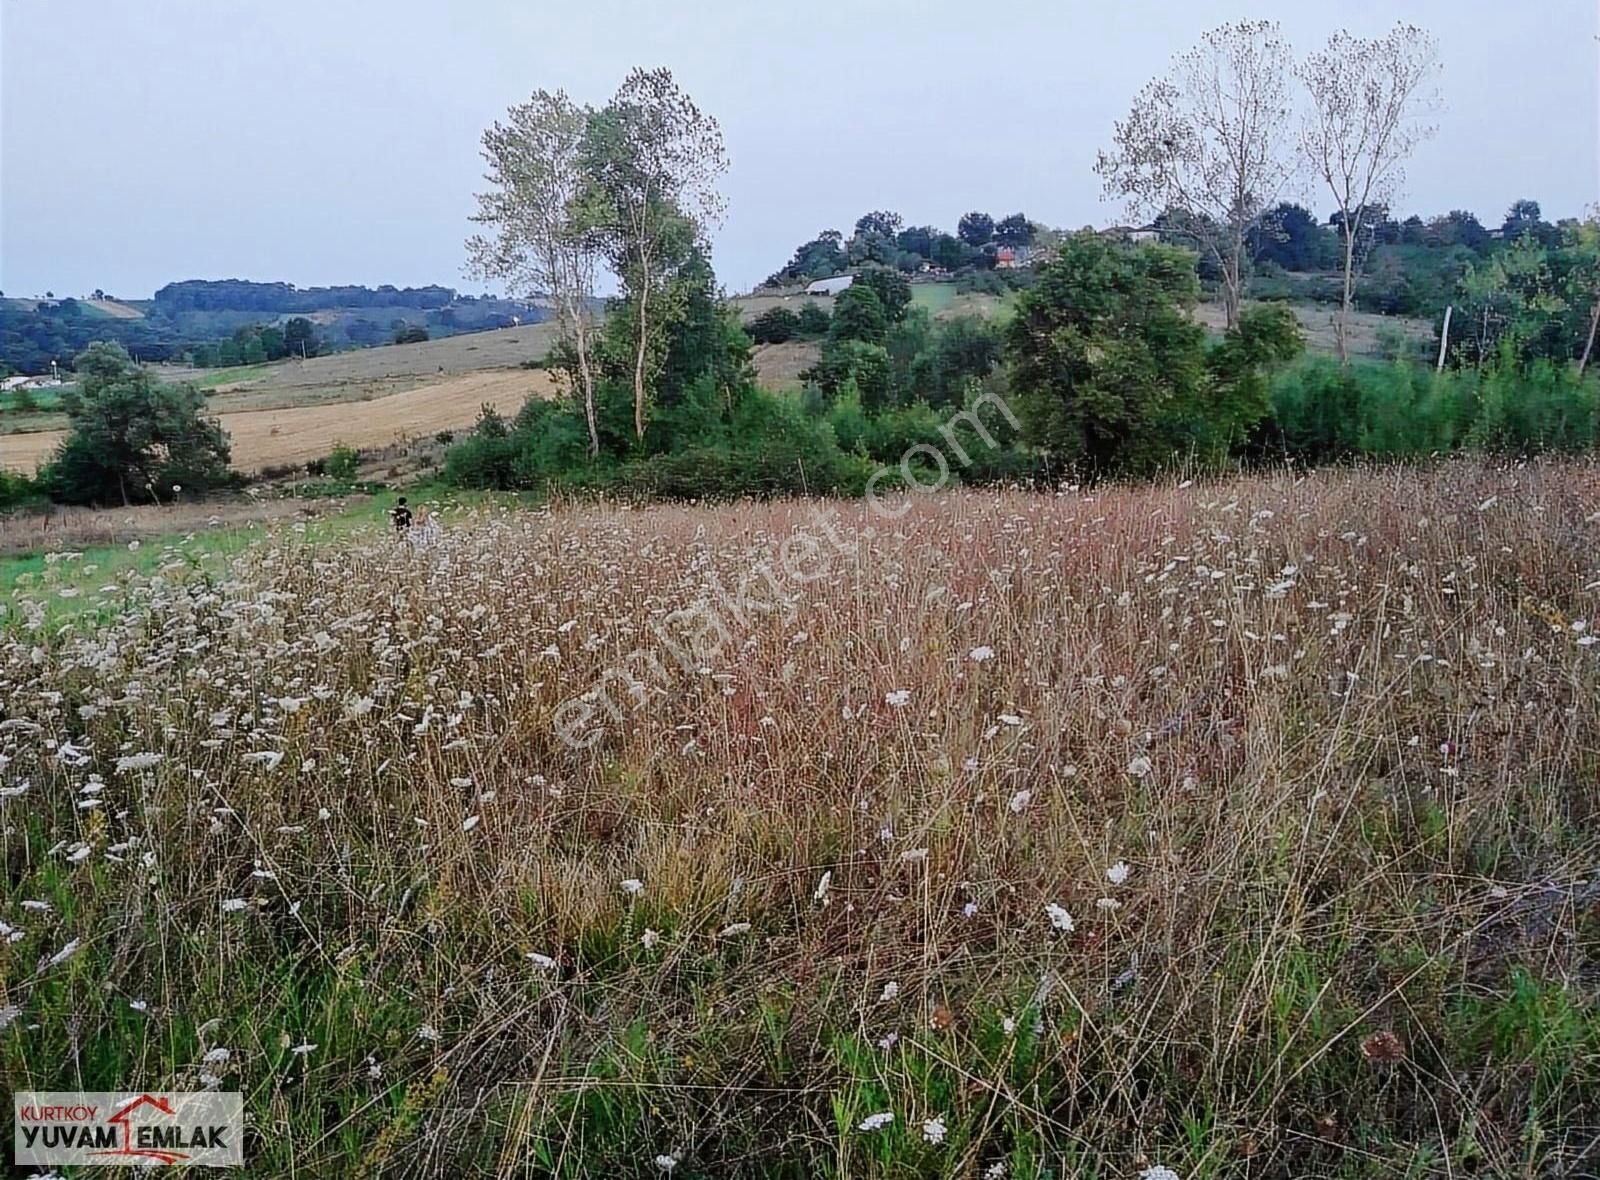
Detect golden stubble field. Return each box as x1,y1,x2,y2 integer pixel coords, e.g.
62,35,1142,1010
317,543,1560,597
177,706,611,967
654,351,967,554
2,461,1597,1177
1,368,561,475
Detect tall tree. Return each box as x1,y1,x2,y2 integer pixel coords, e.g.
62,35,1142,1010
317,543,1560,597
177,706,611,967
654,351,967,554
584,68,728,441
1096,20,1297,329
469,89,605,455
43,343,231,506
958,211,995,247
994,213,1035,249
1300,24,1441,363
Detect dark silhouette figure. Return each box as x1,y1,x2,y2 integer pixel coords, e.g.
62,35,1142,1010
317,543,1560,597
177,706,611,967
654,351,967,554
390,496,413,532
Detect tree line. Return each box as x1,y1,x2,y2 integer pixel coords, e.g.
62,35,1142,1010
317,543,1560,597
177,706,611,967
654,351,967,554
765,210,1040,286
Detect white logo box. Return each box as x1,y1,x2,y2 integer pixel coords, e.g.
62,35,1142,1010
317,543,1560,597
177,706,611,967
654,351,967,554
14,1092,244,1167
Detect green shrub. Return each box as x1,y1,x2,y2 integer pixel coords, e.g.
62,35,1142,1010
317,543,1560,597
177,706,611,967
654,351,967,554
326,443,361,481
795,302,831,338
0,468,41,509
748,306,800,344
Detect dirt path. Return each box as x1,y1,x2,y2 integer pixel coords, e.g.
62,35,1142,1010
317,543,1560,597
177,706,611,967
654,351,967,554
0,368,558,475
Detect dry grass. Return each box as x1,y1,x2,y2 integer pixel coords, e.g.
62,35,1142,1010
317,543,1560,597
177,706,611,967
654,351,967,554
1192,301,1434,357
2,462,1597,1177
0,495,359,557
751,341,822,390
1,369,560,475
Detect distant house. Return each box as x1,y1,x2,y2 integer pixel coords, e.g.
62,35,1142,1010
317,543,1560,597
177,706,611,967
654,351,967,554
805,274,855,297
995,246,1018,269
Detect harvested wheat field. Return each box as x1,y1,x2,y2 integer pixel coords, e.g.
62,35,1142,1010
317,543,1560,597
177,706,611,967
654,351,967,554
3,460,1597,1176
0,367,559,475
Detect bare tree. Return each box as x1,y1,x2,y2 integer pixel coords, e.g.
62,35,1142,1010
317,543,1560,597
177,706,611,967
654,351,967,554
1300,24,1441,364
467,90,603,456
1096,20,1297,329
584,67,728,441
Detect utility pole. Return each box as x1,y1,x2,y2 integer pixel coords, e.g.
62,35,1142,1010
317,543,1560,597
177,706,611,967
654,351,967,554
1436,305,1452,372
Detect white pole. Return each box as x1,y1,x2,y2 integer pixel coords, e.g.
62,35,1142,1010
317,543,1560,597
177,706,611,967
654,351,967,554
1436,305,1453,372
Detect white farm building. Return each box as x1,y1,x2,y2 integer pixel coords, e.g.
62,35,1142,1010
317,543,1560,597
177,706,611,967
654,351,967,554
804,274,855,297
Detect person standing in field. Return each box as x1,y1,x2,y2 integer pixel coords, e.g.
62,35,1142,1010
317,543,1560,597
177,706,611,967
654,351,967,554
410,505,444,549
390,496,413,533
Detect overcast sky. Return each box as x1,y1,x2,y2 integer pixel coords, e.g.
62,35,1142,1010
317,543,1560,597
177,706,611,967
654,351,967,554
2,0,1596,299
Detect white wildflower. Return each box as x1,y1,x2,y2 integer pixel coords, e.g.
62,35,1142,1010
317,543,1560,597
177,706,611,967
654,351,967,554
221,898,248,913
884,689,911,708
921,1116,947,1144
1008,789,1032,813
461,815,481,833
1126,755,1153,779
114,752,162,774
969,646,994,662
813,871,832,905
1140,1169,1182,1180
46,939,82,968
290,1042,317,1056
858,1111,894,1132
202,1047,231,1066
526,953,558,970
879,981,900,1003
1045,902,1075,933
621,878,644,896
1106,861,1131,886
640,929,660,949
719,922,752,938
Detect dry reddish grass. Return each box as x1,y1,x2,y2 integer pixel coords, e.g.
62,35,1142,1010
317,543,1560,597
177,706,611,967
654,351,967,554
2,461,1597,1177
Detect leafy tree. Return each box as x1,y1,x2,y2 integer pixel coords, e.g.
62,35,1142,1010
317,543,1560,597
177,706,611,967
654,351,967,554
852,266,912,323
1009,235,1207,473
807,339,892,409
854,211,902,239
1098,21,1297,327
767,230,847,285
908,315,1004,409
958,211,995,247
1502,199,1558,247
828,285,888,346
748,306,799,343
41,342,231,505
1430,210,1492,253
994,214,1034,249
469,88,605,454
283,316,320,357
583,67,729,441
1249,203,1339,271
795,301,831,337
895,225,940,259
931,233,970,271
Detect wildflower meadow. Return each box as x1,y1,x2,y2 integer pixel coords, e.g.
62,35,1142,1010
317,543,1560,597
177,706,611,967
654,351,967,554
2,461,1598,1177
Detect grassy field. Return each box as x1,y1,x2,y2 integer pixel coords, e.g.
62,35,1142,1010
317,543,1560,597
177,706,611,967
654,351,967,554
2,369,562,476
2,462,1596,1177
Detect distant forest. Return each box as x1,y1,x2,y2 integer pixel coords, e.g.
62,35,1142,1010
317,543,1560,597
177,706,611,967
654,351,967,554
0,280,544,375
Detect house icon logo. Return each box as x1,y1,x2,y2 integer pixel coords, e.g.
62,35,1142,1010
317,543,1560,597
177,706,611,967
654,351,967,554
14,1090,244,1168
